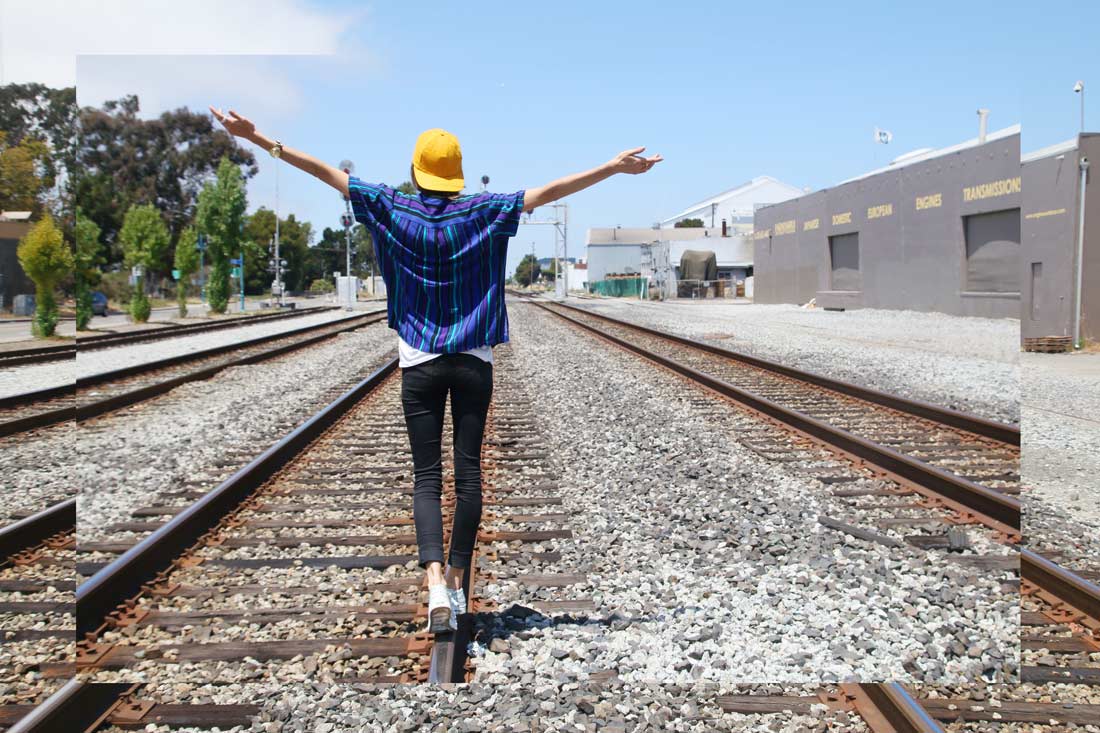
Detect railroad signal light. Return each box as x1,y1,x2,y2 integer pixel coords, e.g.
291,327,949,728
340,212,353,228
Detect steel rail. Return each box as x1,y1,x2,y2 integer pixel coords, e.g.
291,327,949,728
76,305,336,350
546,301,1018,446
0,311,385,439
537,302,1020,532
841,684,946,733
5,681,133,733
0,342,75,367
0,498,76,562
76,356,399,636
427,558,477,683
1021,547,1100,624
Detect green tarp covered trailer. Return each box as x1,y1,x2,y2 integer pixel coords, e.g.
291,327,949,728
679,249,717,281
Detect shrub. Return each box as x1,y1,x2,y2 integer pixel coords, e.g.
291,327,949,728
309,278,335,294
16,216,73,338
129,278,151,322
99,270,134,304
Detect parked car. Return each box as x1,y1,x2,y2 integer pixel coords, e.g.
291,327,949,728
91,291,109,316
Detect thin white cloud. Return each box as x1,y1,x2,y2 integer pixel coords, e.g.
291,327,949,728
77,56,307,123
0,0,364,87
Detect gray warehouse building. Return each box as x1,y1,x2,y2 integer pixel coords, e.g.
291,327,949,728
1021,133,1098,344
754,125,1021,319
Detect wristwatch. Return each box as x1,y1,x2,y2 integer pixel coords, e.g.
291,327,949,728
269,140,284,159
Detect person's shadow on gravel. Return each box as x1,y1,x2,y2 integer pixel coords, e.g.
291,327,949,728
472,603,652,656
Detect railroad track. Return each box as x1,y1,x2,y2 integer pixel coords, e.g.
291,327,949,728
0,500,75,730
14,344,562,730
0,310,385,439
1019,549,1100,688
525,298,1100,721
531,300,1020,544
0,343,74,369
75,305,337,352
723,681,1100,730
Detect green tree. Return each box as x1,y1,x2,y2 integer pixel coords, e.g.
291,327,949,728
514,253,541,287
396,180,417,195
17,215,73,337
174,226,200,317
0,83,78,187
674,218,704,228
543,258,558,281
119,203,170,322
76,95,256,266
0,131,52,216
74,210,104,330
242,208,277,294
278,214,312,292
195,156,248,313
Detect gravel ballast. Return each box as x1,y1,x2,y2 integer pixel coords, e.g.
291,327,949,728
1021,352,1100,529
470,303,1018,686
563,298,1019,424
97,682,869,733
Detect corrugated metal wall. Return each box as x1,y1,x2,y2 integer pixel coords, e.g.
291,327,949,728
586,244,643,282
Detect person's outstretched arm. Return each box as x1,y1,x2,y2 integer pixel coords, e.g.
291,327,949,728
210,106,350,197
523,147,663,213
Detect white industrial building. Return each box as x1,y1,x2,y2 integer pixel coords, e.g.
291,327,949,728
586,226,753,283
661,176,807,229
584,174,801,296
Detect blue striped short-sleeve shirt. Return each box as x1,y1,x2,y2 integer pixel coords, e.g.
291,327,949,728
347,176,525,354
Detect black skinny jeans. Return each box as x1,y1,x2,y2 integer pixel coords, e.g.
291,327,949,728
401,354,493,569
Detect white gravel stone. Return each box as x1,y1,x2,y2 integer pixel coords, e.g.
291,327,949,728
1022,352,1100,528
469,303,1018,686
562,297,1018,424
96,681,870,733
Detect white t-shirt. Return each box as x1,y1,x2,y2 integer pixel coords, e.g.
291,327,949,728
398,336,494,368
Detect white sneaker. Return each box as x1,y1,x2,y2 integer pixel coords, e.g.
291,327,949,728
426,584,456,633
447,586,467,616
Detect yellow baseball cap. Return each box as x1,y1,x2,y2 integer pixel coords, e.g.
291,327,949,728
412,128,464,192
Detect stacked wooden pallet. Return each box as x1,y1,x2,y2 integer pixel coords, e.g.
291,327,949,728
1023,336,1073,353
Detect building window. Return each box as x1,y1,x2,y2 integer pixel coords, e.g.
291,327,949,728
828,233,860,291
963,209,1020,293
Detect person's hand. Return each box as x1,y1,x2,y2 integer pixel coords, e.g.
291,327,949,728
607,147,663,175
209,106,256,139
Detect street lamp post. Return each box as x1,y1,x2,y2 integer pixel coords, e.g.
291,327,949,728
1074,80,1085,133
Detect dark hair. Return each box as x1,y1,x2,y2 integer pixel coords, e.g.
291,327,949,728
410,164,461,199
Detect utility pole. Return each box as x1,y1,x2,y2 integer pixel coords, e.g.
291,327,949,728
340,160,356,310
272,158,284,306
519,204,568,298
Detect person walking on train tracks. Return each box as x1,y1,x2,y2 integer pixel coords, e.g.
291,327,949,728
210,106,662,633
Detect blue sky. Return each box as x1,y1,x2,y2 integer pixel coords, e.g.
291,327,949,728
71,0,1099,276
